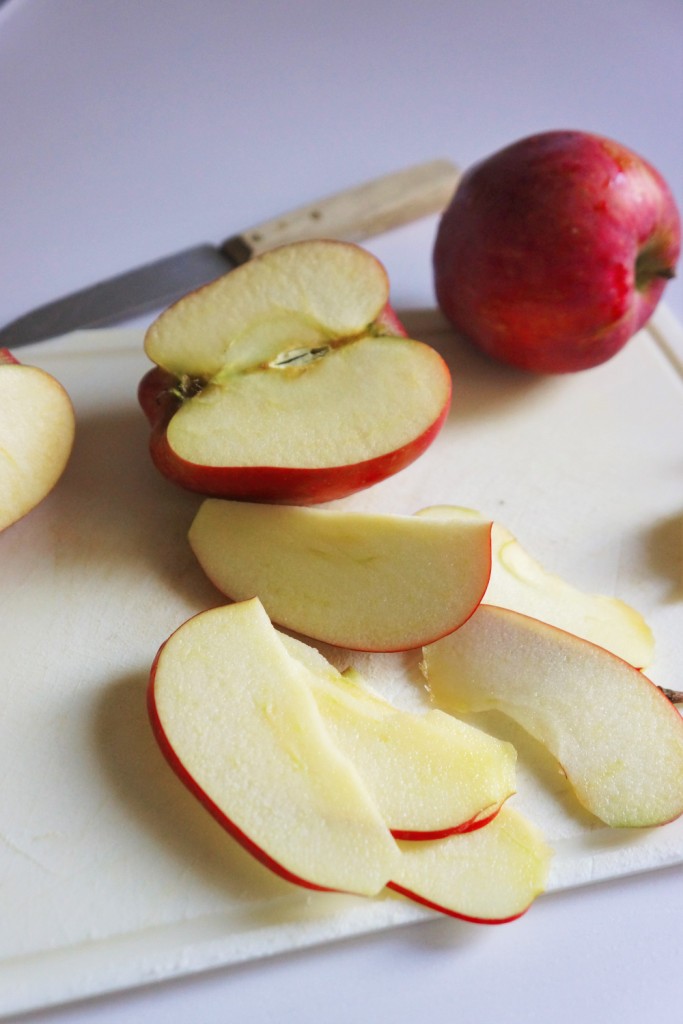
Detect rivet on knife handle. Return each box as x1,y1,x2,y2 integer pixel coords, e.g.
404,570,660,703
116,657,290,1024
221,158,460,264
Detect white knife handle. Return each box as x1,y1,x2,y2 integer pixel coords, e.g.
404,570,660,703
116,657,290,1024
221,158,460,263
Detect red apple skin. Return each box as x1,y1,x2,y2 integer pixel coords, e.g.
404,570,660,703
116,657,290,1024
0,348,21,366
433,130,681,373
390,803,501,842
386,879,529,926
138,303,452,504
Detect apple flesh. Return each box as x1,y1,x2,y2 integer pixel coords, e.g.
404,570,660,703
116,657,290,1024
433,130,681,373
416,505,654,668
389,806,551,924
149,598,400,895
188,499,493,651
279,633,517,839
423,605,683,828
0,349,76,533
149,597,549,920
140,239,451,503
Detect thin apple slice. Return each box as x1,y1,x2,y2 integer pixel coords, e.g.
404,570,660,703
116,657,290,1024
188,500,493,651
279,633,516,839
148,598,400,895
423,605,683,828
0,350,76,532
140,240,452,504
417,505,654,668
388,805,552,923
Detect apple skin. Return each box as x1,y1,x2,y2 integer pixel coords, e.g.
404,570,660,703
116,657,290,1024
0,348,20,366
385,879,528,926
390,805,500,842
138,303,451,504
433,130,681,373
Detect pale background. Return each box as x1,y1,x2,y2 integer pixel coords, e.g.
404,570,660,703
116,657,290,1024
0,1,682,1022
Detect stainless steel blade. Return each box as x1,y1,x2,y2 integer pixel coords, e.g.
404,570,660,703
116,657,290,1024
0,245,234,349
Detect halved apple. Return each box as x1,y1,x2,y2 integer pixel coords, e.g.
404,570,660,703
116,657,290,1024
148,598,400,895
139,240,452,504
188,500,493,651
0,349,75,533
417,505,654,668
423,605,683,828
279,633,517,839
388,806,552,923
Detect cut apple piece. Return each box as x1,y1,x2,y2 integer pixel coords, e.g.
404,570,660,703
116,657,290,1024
423,605,683,828
0,349,76,533
148,598,400,895
279,632,517,839
139,240,452,504
417,505,654,668
388,806,552,923
188,500,493,651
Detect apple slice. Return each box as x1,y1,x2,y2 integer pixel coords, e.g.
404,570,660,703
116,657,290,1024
388,805,552,923
148,598,400,895
279,633,517,839
423,605,683,828
0,349,75,533
139,239,452,504
188,500,493,651
417,505,654,668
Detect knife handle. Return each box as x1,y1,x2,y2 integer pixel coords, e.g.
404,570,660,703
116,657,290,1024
221,158,460,264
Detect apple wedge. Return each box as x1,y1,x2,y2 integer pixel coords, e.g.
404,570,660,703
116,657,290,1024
388,805,552,923
0,349,75,533
148,598,400,895
139,239,452,504
423,605,683,828
279,633,517,839
188,500,493,651
417,505,654,669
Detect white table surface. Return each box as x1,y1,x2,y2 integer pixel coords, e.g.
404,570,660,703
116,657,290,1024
1,2,682,1022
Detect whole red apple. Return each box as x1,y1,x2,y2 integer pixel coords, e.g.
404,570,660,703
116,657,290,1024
433,130,681,373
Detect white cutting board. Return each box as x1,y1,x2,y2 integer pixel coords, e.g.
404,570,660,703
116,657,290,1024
1,309,682,1016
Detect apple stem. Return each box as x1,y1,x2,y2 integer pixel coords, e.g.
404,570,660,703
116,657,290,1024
635,249,676,290
659,686,683,705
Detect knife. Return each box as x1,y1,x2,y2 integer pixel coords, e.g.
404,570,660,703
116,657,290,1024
0,159,459,349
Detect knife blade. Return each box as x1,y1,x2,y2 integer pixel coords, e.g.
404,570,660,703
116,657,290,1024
0,159,459,349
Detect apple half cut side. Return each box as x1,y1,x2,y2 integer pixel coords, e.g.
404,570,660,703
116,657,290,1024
279,633,517,839
0,349,76,533
388,805,552,924
416,505,654,669
139,239,452,504
148,598,400,896
423,605,683,828
188,500,493,651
